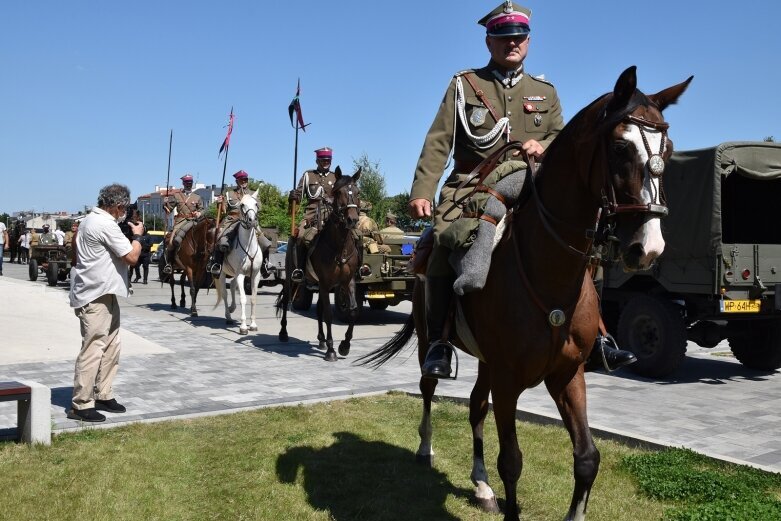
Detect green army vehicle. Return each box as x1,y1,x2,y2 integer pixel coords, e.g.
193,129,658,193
333,233,419,322
28,244,71,286
601,142,781,377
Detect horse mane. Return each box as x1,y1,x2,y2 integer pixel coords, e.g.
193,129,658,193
545,89,655,158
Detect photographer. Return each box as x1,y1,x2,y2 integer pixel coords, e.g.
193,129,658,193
68,183,142,423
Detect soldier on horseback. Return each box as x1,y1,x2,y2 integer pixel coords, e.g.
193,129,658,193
162,174,203,275
288,147,338,283
410,1,636,379
209,169,272,276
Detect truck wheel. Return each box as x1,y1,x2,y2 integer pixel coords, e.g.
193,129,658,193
334,287,363,322
291,283,313,311
728,320,781,371
617,295,687,378
28,259,38,281
46,261,59,286
368,300,389,311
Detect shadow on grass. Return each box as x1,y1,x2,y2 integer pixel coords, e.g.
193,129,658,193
276,431,474,520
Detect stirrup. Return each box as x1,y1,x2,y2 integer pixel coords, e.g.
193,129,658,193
422,340,459,380
209,263,222,275
162,264,173,275
291,268,304,283
596,333,636,373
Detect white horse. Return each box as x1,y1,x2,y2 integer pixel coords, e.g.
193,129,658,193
214,190,264,334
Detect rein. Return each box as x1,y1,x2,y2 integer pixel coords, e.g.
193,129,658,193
328,182,360,267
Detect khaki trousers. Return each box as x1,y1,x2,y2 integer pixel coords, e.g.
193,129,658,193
72,294,121,410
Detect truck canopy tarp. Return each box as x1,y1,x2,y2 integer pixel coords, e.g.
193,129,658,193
662,141,781,259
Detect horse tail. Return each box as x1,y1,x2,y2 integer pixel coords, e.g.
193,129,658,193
274,287,286,318
354,312,417,368
213,275,224,310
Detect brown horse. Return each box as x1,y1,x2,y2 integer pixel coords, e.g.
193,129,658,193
165,217,216,316
359,67,692,520
277,167,362,362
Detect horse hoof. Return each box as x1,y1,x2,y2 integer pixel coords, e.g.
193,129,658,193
324,351,338,362
191,311,198,317
316,343,327,351
338,342,350,356
240,328,248,335
170,304,177,310
249,325,258,332
279,332,288,342
415,453,434,467
475,496,500,514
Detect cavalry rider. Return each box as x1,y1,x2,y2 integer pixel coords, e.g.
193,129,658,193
162,174,203,274
288,147,338,283
209,169,272,275
39,224,58,246
408,2,636,379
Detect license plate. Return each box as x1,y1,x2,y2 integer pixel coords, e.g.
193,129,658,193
366,291,395,299
720,299,761,313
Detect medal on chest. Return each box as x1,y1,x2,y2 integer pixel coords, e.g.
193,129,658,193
470,107,488,126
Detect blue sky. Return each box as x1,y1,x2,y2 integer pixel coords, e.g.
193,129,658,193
2,1,779,215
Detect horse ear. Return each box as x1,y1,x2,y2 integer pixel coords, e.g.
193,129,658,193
334,166,342,179
352,167,362,182
608,65,638,112
251,189,259,199
648,75,694,112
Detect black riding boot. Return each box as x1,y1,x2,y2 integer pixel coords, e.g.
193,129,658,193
421,276,456,379
585,333,637,372
209,249,224,275
163,244,178,274
291,242,307,283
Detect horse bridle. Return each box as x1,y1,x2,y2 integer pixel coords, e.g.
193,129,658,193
332,183,359,225
601,115,670,221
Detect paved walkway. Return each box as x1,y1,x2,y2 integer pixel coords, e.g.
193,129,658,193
1,259,780,474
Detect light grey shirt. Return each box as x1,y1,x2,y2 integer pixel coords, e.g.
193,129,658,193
69,207,132,308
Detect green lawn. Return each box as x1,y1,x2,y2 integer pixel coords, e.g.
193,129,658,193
0,393,778,520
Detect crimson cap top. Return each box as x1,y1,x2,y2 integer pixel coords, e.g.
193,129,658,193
315,147,333,159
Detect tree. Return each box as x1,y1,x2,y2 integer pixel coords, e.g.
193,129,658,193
764,136,775,142
353,153,387,222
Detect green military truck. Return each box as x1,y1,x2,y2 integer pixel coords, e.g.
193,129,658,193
602,142,781,377
333,233,418,322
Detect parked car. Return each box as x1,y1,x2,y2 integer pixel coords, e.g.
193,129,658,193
601,142,781,377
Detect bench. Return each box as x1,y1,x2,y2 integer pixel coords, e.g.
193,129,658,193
0,381,51,445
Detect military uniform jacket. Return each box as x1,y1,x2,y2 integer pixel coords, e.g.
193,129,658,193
40,232,58,246
224,186,252,218
165,191,204,222
295,169,338,224
410,60,564,203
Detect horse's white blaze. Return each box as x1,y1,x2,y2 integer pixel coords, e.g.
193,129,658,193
623,124,666,264
471,457,496,500
417,410,434,458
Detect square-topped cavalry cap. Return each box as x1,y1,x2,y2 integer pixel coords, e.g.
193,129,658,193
478,1,531,37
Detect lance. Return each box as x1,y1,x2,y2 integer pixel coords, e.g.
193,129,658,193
215,107,234,235
288,80,309,236
164,129,173,233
